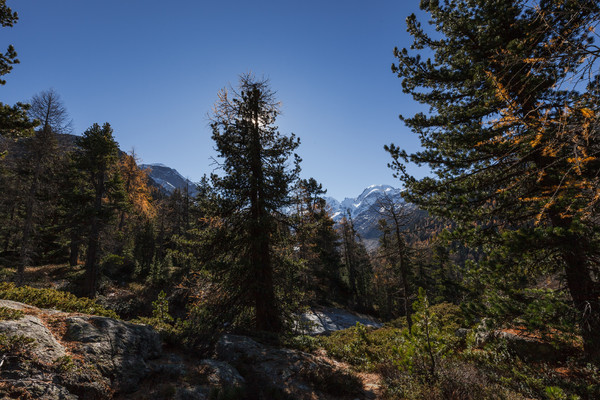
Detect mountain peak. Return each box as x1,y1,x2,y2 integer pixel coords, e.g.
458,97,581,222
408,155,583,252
326,185,404,222
140,163,198,196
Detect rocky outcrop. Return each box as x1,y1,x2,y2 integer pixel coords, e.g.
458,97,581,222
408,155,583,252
0,300,376,399
216,334,371,399
64,315,162,393
0,300,161,399
298,306,382,335
0,301,66,364
475,323,569,361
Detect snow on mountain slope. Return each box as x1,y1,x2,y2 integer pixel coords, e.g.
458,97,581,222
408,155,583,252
325,185,413,248
140,163,199,197
326,185,405,221
137,162,411,250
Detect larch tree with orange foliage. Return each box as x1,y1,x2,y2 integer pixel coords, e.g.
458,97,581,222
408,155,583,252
118,151,155,231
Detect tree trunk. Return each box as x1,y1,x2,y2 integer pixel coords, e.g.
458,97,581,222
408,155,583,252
393,215,412,331
249,111,280,333
69,231,80,266
84,169,105,298
17,163,40,286
551,213,600,361
562,247,600,361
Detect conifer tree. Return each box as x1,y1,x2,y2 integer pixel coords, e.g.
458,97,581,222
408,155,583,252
340,213,373,312
294,178,343,303
0,0,19,85
73,123,126,298
209,74,301,332
387,0,600,359
16,90,71,284
375,196,414,328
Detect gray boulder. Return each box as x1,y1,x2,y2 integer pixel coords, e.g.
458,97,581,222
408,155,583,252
64,315,162,393
298,307,382,335
0,314,66,364
197,359,245,388
474,321,562,361
216,334,369,399
0,300,162,398
496,330,559,361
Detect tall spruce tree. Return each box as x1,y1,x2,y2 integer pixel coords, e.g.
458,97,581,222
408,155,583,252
210,74,301,332
387,0,600,359
73,123,126,298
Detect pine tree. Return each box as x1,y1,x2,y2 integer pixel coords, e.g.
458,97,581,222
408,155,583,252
209,74,301,332
0,106,36,260
73,123,126,298
339,213,373,312
16,90,71,284
387,0,600,359
0,0,19,85
375,196,414,328
293,178,343,303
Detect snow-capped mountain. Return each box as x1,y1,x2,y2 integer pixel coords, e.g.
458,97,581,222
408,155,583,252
140,163,199,197
325,185,414,248
326,185,405,222
138,162,413,249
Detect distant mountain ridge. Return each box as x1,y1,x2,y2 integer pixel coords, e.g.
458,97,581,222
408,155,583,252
140,162,412,248
140,163,199,197
325,185,405,221
324,185,411,248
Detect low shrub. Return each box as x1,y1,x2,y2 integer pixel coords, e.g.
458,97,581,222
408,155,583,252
0,334,35,356
0,282,118,318
0,306,24,320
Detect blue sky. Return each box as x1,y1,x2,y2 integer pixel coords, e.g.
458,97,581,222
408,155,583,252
2,0,429,200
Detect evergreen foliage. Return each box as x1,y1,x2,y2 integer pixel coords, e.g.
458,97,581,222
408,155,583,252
0,0,19,85
339,213,373,312
375,197,414,327
293,178,344,304
16,90,71,285
387,0,600,360
73,123,126,298
208,74,301,332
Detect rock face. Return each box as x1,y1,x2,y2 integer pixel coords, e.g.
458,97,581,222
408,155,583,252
0,300,161,399
475,323,567,361
216,334,371,399
0,300,376,399
140,163,198,197
64,316,162,393
0,301,66,364
298,306,382,335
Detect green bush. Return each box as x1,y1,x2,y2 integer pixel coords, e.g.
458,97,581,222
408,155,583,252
0,306,24,320
318,323,405,372
283,334,320,353
0,334,35,355
0,282,119,318
393,289,460,381
133,291,181,343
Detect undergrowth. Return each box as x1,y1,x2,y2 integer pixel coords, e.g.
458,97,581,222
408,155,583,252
0,282,118,318
286,297,599,400
0,306,24,321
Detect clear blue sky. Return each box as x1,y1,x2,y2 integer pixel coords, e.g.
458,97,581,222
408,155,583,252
2,0,429,200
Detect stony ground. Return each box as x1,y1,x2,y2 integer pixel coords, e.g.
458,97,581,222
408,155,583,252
0,299,381,399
